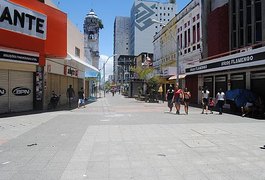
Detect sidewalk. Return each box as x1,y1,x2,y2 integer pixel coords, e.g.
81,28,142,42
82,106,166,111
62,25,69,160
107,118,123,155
0,94,265,180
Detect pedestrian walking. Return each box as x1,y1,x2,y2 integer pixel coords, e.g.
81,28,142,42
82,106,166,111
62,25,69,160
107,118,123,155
183,88,191,114
201,86,210,114
66,85,75,108
165,84,174,112
78,87,86,108
216,88,225,114
173,84,183,115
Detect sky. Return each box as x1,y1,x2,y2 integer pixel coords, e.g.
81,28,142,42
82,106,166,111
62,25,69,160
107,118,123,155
52,0,191,79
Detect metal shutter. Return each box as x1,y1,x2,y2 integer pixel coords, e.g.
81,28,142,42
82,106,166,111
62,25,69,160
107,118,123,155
0,70,9,114
9,71,33,112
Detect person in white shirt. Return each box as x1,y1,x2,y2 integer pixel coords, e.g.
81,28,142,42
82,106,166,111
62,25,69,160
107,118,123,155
201,87,210,114
216,88,225,114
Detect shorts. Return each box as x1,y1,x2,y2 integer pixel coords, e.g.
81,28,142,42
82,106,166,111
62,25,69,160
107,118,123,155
78,99,84,104
175,97,181,104
202,98,208,106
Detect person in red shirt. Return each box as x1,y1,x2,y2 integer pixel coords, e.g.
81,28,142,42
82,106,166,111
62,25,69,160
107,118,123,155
172,84,183,114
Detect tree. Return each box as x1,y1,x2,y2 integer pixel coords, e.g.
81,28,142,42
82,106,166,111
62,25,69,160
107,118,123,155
98,19,104,29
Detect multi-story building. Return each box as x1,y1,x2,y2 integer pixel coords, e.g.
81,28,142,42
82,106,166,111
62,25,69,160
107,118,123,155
153,0,202,89
130,0,176,56
185,0,265,110
113,17,130,83
114,0,177,83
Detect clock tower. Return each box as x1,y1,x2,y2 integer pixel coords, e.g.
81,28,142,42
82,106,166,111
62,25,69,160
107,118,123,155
83,9,100,69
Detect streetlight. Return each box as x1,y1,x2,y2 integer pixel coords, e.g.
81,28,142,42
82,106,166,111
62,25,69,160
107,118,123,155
152,19,180,86
103,54,118,97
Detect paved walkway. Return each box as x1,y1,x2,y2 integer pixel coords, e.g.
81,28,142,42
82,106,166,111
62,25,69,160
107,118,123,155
0,93,265,180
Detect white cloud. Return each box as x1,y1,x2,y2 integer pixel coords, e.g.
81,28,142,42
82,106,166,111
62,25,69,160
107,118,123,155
99,54,113,81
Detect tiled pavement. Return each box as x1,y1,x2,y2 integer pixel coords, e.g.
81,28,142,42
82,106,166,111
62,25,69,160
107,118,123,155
0,93,265,180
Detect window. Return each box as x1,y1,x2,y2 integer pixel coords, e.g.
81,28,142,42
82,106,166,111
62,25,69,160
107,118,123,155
193,25,196,44
75,47,80,57
184,31,187,48
188,28,190,46
197,23,200,42
197,14,200,20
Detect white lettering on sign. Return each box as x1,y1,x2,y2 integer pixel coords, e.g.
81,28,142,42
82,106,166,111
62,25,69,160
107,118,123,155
221,55,254,67
0,0,47,39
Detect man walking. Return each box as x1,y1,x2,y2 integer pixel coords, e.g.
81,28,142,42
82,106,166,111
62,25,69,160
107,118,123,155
66,85,75,108
78,87,86,108
166,84,174,112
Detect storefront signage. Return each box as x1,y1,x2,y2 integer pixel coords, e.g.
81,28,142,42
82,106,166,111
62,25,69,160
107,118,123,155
64,65,78,77
186,51,265,73
0,50,39,63
12,87,31,96
0,0,47,40
0,87,6,96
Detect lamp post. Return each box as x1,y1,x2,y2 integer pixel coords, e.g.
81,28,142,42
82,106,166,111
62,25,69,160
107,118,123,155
152,19,179,86
103,54,117,97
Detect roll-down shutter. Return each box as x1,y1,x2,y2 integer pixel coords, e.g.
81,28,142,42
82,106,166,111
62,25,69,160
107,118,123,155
9,71,33,112
0,70,9,114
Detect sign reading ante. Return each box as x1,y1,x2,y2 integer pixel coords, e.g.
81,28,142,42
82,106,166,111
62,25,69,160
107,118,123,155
0,0,47,40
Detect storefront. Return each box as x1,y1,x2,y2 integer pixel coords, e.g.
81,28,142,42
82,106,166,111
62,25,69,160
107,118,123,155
0,48,39,113
45,53,99,107
186,46,265,105
0,0,67,114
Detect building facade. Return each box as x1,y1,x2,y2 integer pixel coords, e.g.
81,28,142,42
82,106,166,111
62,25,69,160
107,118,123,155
0,0,67,113
153,0,202,94
113,17,131,83
186,0,265,113
130,0,176,56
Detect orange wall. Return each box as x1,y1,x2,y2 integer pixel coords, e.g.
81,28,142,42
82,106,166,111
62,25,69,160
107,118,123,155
0,0,67,66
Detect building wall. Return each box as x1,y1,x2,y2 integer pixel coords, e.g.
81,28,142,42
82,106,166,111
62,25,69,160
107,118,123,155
229,0,265,50
153,0,202,78
207,4,229,57
67,20,85,60
130,0,176,55
114,17,131,83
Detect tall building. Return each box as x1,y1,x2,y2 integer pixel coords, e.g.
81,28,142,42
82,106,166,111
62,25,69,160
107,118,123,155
130,0,176,55
113,0,177,83
113,17,131,83
84,9,100,69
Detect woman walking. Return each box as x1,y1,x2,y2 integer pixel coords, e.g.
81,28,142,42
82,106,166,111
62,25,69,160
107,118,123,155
183,88,191,114
173,84,183,115
166,84,174,112
216,88,225,114
201,86,210,114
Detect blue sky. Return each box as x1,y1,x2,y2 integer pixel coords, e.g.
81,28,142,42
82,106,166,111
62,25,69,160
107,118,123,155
52,0,191,77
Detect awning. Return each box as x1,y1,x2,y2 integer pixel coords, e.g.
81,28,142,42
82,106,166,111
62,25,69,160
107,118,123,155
67,53,99,73
168,74,186,80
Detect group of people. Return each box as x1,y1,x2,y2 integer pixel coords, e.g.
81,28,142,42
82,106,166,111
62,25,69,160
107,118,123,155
66,85,86,108
165,84,191,114
201,87,225,115
165,84,226,115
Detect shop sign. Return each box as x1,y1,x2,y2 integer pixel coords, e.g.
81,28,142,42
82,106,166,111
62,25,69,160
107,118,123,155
0,50,39,63
12,87,31,96
186,51,265,73
0,87,6,96
0,0,47,40
64,65,78,77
